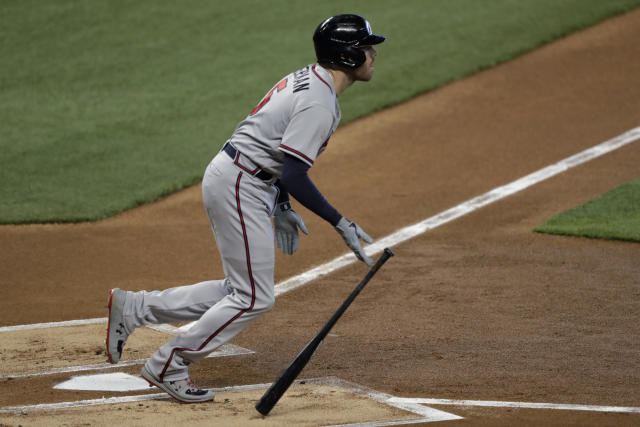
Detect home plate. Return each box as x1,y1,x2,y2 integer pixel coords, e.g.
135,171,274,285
54,372,150,391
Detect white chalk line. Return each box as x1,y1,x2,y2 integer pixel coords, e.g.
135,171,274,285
0,376,461,425
275,125,640,295
5,126,637,335
388,397,640,414
6,376,639,420
319,377,461,425
0,344,253,380
0,393,170,413
0,317,106,332
183,125,640,333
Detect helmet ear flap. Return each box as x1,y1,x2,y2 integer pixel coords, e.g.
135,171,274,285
338,47,366,70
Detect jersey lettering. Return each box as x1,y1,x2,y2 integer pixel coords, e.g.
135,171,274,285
228,64,341,175
250,78,288,116
293,66,311,93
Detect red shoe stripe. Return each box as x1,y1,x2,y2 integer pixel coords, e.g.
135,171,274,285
105,289,116,364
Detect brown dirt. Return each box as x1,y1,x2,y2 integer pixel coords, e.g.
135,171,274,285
0,324,173,376
1,8,639,426
0,383,415,426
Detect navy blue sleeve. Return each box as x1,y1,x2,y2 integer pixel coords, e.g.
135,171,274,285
279,154,342,226
275,180,290,203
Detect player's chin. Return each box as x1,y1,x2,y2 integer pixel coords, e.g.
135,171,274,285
355,69,375,82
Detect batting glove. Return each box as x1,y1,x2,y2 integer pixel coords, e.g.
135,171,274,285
335,217,373,266
273,201,308,255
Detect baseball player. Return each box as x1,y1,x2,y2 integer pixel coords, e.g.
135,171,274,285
106,14,385,403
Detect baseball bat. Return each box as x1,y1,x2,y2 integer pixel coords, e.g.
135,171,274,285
255,248,395,416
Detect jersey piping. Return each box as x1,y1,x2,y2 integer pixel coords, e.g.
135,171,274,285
312,64,333,93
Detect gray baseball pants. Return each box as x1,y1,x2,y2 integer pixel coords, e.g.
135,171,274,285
122,149,278,381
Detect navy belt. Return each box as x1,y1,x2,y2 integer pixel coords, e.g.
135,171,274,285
223,143,274,181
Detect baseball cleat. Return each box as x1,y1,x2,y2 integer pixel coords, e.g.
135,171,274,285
106,288,130,364
141,366,215,403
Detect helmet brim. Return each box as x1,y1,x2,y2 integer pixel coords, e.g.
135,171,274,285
360,34,386,46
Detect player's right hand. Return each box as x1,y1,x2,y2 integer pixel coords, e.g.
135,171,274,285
274,201,308,255
335,217,373,265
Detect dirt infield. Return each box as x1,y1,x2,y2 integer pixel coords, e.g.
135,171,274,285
0,381,422,426
1,8,639,426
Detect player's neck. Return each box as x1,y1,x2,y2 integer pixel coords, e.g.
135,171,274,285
326,68,355,95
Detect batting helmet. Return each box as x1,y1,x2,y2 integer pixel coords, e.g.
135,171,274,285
313,14,386,70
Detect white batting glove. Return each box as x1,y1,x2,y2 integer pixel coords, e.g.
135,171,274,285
273,201,308,255
335,217,373,266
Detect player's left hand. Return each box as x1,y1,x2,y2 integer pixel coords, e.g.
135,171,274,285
273,201,308,255
335,217,374,265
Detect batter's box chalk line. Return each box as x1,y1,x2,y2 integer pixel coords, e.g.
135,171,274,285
0,376,462,425
0,343,253,380
387,397,640,415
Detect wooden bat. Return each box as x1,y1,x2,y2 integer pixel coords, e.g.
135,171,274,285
255,248,395,415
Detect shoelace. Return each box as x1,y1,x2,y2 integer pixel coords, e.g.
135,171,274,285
169,378,202,392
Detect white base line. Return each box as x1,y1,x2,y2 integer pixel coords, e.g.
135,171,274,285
275,126,640,296
388,398,640,414
2,126,639,333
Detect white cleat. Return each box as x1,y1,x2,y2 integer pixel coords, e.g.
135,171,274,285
106,288,130,364
141,366,215,403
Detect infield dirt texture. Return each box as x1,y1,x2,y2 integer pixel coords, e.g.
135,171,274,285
1,7,640,427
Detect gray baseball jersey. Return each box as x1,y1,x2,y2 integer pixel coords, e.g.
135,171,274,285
229,64,341,175
121,64,344,383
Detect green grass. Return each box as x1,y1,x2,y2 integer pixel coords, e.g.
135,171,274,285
2,0,640,223
534,179,640,242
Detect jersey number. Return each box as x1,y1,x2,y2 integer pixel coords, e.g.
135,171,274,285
250,78,288,116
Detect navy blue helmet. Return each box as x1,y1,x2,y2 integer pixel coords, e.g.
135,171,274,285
313,14,386,69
